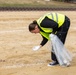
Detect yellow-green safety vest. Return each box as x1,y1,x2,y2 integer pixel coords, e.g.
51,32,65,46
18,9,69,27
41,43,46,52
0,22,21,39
37,12,65,40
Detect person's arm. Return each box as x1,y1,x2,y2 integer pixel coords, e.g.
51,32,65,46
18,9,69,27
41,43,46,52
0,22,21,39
40,17,58,33
32,36,48,51
40,36,48,46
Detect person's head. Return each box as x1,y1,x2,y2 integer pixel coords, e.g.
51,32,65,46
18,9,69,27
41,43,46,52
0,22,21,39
28,20,40,34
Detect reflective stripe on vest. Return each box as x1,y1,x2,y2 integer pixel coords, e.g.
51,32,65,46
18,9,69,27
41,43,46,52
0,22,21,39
46,13,65,27
47,13,58,22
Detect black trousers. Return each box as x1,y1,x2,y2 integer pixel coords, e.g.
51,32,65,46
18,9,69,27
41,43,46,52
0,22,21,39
51,16,70,63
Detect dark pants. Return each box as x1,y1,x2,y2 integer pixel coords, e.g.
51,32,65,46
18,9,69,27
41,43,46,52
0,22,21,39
51,16,70,63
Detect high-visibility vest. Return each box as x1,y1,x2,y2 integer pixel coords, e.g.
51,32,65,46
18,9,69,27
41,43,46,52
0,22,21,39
37,12,65,40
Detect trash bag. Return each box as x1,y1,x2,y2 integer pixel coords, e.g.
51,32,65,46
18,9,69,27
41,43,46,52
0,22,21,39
49,34,72,67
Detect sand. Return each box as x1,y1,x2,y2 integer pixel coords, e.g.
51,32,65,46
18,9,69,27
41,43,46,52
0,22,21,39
0,11,76,75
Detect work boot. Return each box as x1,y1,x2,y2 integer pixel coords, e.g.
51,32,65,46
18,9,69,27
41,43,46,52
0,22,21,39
48,61,59,66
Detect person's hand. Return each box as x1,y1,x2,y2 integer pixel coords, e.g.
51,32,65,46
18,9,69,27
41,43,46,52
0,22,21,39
49,33,55,38
32,46,41,51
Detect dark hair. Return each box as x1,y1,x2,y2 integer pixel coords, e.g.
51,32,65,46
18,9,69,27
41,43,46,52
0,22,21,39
28,20,37,32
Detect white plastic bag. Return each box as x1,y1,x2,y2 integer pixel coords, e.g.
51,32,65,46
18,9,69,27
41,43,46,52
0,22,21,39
49,34,72,67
